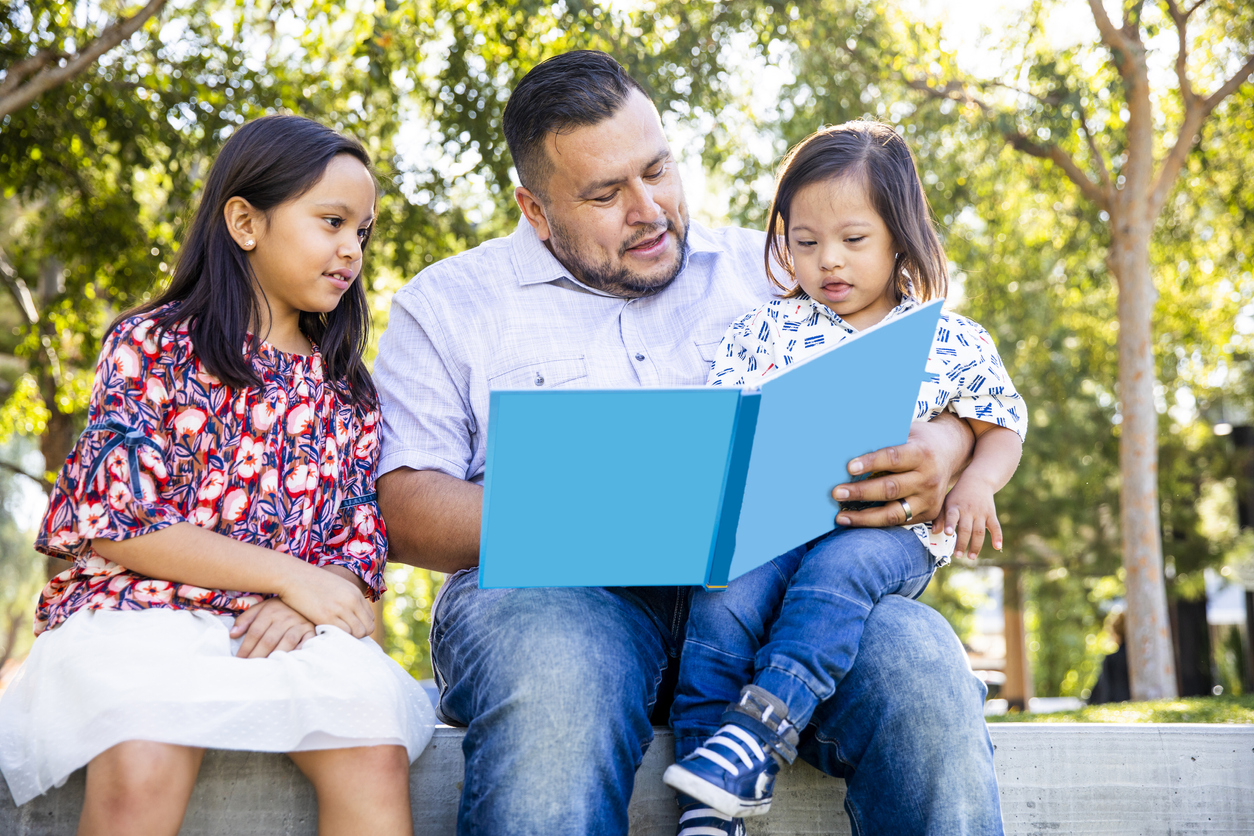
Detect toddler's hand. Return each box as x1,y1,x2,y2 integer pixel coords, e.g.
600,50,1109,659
279,563,375,639
936,474,1003,562
231,598,315,658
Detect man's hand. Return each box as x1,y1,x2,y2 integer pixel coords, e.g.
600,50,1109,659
832,412,974,528
230,598,316,658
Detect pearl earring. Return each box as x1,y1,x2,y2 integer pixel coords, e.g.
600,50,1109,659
244,240,255,249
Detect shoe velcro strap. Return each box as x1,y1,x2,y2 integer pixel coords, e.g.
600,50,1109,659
719,710,799,765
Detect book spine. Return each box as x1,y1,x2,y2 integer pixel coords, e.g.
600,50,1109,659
704,390,762,589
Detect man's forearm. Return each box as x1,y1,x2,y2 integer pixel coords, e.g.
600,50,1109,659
378,468,483,573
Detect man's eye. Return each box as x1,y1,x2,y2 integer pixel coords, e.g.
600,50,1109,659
645,166,665,181
593,193,616,204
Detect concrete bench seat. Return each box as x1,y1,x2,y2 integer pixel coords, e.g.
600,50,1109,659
3,724,1252,834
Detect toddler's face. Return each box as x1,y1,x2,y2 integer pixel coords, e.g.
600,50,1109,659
787,175,899,330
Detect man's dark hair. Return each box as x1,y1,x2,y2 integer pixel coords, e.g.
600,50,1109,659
503,50,648,199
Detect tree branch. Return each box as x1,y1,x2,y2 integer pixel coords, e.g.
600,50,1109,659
1089,0,1136,67
1077,99,1113,190
0,248,39,326
1150,50,1254,217
1005,131,1111,210
0,460,46,486
1163,0,1197,109
0,0,169,120
902,73,1112,211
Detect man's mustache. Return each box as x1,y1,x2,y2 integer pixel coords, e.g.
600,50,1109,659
619,220,675,256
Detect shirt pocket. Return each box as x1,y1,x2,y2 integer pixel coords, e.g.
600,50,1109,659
488,356,588,390
694,338,724,375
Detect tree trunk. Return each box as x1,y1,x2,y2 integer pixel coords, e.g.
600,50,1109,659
1108,220,1178,700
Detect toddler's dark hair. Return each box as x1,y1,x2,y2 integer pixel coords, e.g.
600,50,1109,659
123,115,378,407
765,121,948,304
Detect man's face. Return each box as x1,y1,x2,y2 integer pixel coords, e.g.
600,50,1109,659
519,91,689,298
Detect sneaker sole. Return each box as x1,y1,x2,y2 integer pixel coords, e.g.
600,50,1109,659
662,763,772,818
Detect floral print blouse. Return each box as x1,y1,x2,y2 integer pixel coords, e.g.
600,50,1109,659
33,307,387,634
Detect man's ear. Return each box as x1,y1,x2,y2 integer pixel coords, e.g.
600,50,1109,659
515,187,552,242
223,196,263,251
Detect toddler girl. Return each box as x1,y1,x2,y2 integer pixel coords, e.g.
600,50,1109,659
663,121,1025,833
0,115,434,835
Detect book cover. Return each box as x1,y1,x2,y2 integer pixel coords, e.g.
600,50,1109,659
478,299,944,589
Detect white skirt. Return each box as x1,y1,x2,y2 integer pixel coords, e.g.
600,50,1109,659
0,607,435,806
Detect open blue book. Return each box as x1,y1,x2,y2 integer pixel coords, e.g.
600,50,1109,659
478,298,944,589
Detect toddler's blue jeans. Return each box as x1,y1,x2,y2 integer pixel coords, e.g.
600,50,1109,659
431,530,1003,836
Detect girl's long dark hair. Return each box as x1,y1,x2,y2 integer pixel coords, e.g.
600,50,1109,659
122,115,378,408
765,121,948,304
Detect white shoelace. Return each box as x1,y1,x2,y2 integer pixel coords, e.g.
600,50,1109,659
678,805,736,836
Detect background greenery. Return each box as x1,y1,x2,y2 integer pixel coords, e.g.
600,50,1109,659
2,0,1251,692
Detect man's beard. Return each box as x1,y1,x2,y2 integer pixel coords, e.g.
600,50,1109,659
548,216,689,299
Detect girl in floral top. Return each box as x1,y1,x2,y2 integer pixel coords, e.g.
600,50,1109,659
663,122,1023,832
0,116,433,833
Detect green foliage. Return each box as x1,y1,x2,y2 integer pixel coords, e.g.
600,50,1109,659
985,694,1254,724
381,564,444,681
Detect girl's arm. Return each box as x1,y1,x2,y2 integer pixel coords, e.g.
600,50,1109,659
938,420,1022,560
92,523,374,637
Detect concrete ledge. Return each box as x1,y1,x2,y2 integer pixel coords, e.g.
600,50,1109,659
2,724,1252,834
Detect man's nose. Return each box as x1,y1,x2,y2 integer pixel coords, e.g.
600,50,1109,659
626,181,663,226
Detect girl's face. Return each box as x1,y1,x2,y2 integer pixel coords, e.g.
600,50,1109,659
246,154,376,342
787,174,899,331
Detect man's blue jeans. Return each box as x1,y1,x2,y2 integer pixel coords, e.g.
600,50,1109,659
672,526,937,749
431,558,1004,835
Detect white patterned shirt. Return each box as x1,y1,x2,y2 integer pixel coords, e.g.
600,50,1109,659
708,292,1027,564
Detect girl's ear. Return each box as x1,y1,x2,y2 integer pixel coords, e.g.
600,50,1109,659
223,196,262,251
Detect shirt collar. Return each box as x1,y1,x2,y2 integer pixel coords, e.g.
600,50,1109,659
789,290,922,329
508,215,722,295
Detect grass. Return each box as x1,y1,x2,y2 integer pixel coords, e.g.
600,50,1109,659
985,695,1254,724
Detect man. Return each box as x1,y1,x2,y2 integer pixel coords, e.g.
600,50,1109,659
375,50,1003,836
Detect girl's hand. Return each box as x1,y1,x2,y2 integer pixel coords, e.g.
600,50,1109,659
231,598,315,658
278,563,375,639
936,473,1003,562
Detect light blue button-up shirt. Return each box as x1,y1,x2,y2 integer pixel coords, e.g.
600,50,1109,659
374,217,775,484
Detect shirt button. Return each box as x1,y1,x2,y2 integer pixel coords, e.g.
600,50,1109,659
635,353,645,361
534,375,544,386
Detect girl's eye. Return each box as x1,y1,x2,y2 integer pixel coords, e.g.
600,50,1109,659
357,227,371,243
846,236,865,244
794,240,816,248
326,217,344,229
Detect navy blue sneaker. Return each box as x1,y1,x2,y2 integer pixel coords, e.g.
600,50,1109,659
663,685,800,818
676,797,746,835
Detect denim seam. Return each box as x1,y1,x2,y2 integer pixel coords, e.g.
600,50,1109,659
760,662,830,706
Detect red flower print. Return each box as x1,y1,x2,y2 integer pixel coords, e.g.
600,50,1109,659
354,429,378,460
353,506,376,537
144,376,170,405
107,480,132,511
286,402,314,436
174,408,208,436
188,504,219,529
197,470,227,502
77,501,109,538
345,536,375,560
233,436,264,481
251,401,279,433
112,344,141,379
222,487,251,523
285,464,312,496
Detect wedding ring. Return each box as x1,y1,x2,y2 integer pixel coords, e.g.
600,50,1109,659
898,498,913,523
